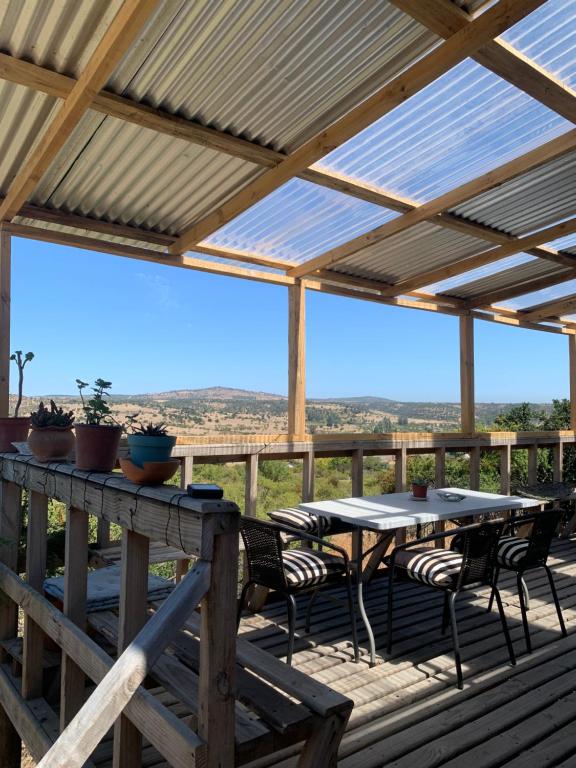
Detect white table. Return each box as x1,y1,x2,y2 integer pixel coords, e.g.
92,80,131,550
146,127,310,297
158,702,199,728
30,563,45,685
299,488,541,665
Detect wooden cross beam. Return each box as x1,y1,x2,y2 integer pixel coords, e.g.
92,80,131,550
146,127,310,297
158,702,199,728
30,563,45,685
521,293,576,322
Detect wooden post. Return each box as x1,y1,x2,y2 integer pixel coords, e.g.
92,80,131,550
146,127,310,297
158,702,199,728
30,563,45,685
60,507,89,729
176,458,193,582
500,445,511,495
22,491,48,700
527,445,538,484
199,532,238,768
0,480,22,766
570,336,576,430
113,530,150,768
459,315,475,433
351,449,364,497
245,453,258,518
553,442,563,482
469,446,480,491
302,449,315,502
434,448,446,547
288,281,306,438
394,447,407,545
96,518,111,549
0,228,10,416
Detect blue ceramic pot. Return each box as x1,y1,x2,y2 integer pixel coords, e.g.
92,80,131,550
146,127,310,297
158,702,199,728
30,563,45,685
127,434,176,467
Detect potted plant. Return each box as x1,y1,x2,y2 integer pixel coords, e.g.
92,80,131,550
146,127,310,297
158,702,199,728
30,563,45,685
127,422,176,467
411,478,429,499
74,378,122,472
28,400,75,462
0,350,34,451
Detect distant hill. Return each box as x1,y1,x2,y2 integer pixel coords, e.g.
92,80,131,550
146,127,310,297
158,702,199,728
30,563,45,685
125,386,286,402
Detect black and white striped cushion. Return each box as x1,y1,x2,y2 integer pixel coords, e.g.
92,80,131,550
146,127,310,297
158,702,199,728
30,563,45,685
394,547,463,587
268,507,332,535
497,536,529,567
282,549,344,587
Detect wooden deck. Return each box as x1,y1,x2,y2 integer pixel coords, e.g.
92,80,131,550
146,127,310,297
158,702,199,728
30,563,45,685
240,536,576,768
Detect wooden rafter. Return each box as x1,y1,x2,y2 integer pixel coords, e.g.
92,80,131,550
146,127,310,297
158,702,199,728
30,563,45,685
378,217,576,298
521,294,576,323
0,0,161,223
289,128,576,279
462,270,576,309
391,0,576,123
168,0,545,256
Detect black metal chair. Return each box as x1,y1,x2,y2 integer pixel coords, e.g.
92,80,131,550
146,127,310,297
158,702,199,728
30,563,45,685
487,509,567,653
386,519,515,689
238,517,359,665
267,507,355,541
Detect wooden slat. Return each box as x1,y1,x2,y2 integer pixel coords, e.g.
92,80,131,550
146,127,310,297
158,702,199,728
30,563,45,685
0,0,161,222
60,507,89,729
391,0,576,123
22,492,48,700
170,0,543,255
0,229,9,416
288,282,307,438
460,316,475,433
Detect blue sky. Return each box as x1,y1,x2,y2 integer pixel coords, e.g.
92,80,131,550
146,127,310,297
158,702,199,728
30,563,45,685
10,236,569,403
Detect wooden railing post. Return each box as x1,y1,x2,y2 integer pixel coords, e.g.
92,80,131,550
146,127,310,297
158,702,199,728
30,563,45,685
553,442,563,482
500,445,511,495
434,448,446,546
113,529,150,768
176,458,194,582
395,447,407,544
245,453,258,518
351,449,364,497
0,480,22,766
22,491,48,700
199,531,238,768
302,449,315,502
60,506,89,729
0,229,10,416
527,444,538,484
469,446,480,490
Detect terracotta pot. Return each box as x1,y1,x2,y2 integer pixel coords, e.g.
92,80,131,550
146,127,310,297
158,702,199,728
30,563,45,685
119,457,180,485
74,424,122,472
28,427,75,462
411,482,428,499
0,416,30,451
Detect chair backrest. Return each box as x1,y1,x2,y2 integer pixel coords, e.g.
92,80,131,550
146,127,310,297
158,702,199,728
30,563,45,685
240,517,287,591
455,520,505,589
523,509,562,568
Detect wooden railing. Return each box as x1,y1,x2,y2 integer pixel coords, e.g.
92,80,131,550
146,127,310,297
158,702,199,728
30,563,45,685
172,430,576,515
0,454,239,768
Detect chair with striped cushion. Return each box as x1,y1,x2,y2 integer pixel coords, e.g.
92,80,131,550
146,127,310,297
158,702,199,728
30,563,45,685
386,519,515,689
238,517,359,665
487,509,567,653
267,507,354,540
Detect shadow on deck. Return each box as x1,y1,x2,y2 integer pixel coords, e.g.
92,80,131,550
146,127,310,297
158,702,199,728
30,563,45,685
240,536,576,768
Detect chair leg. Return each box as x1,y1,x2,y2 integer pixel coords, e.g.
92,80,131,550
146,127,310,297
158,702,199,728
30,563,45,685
286,593,297,666
305,589,319,633
386,567,395,655
441,591,450,635
345,572,360,662
237,581,252,629
487,565,500,613
447,593,463,690
520,575,530,611
517,572,532,654
544,565,567,637
492,586,516,667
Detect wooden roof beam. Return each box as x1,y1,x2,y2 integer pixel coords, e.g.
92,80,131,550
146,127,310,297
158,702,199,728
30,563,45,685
391,0,576,123
289,127,576,279
521,294,576,323
462,270,576,309
0,0,162,223
169,0,545,256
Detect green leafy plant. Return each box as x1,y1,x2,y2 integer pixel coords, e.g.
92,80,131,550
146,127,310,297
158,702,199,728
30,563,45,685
31,400,74,429
10,350,34,416
411,477,428,486
76,378,116,425
130,421,168,436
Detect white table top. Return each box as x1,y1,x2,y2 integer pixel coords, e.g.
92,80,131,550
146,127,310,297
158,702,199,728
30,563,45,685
299,488,541,532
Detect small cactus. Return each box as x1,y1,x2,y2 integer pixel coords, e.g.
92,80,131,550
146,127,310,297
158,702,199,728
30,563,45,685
31,400,74,429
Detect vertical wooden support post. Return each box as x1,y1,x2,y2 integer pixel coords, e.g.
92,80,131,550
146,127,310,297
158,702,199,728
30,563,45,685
434,448,446,547
395,447,407,545
245,453,258,517
0,229,10,417
176,458,193,582
22,491,48,700
500,445,512,495
113,529,149,768
351,449,364,496
96,518,111,548
459,315,475,434
527,445,538,484
469,446,480,491
569,336,576,430
553,442,563,482
0,480,22,767
288,281,306,438
199,531,238,768
302,449,315,502
60,506,89,728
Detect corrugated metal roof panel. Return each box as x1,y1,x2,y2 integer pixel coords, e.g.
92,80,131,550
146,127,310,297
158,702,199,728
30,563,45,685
502,278,576,310
205,179,398,263
108,0,439,153
330,223,490,284
450,151,576,236
502,0,576,89
30,114,261,234
313,58,571,203
425,254,536,295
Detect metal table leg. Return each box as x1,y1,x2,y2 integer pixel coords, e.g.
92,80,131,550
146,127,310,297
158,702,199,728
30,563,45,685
354,528,376,666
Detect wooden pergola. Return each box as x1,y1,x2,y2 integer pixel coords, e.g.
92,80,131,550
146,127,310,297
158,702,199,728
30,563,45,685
0,0,575,440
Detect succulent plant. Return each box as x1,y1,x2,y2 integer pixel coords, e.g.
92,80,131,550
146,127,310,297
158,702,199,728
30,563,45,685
131,421,168,437
31,400,75,429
